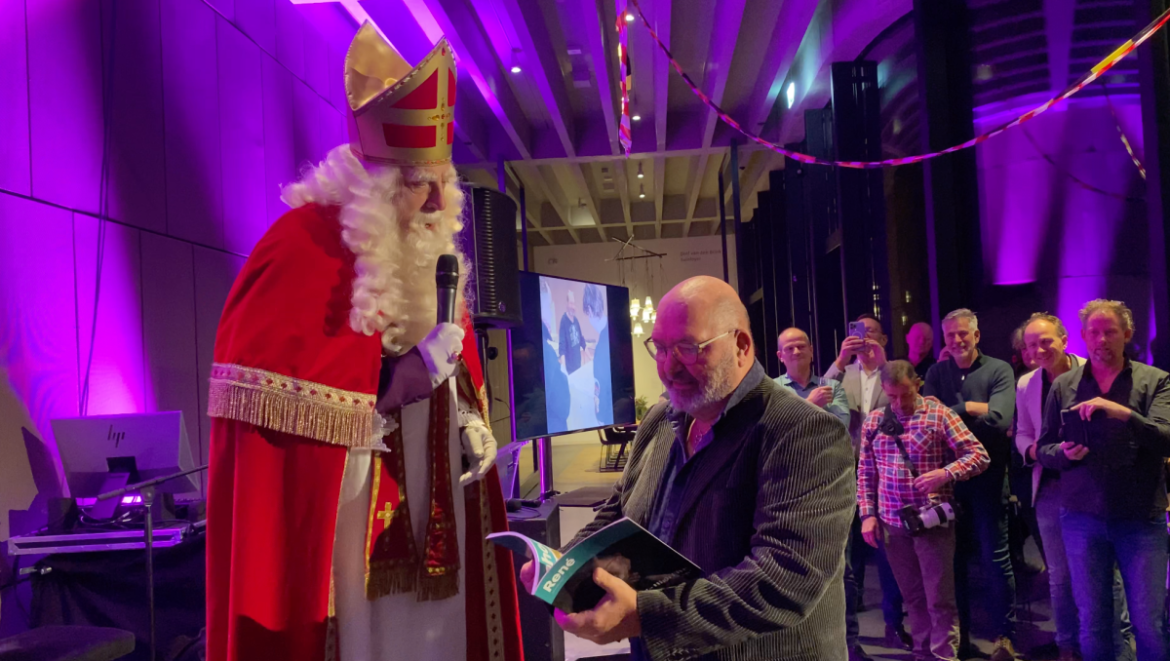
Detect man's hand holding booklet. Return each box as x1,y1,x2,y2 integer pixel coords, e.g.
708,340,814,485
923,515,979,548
487,517,700,615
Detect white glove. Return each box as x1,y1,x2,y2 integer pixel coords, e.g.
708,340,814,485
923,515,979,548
459,421,497,487
417,323,465,388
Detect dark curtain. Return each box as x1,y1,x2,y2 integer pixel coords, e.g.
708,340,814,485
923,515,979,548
30,534,205,661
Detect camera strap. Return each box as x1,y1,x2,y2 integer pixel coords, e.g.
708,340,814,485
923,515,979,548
875,405,920,479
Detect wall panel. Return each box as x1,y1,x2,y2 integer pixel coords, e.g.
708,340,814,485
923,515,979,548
73,213,146,416
103,0,167,234
236,0,276,56
218,16,268,255
162,0,224,248
0,0,31,196
0,194,79,538
141,232,202,492
193,247,245,471
262,53,296,228
27,0,105,213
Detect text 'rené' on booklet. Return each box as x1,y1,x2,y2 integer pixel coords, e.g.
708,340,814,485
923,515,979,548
487,517,700,614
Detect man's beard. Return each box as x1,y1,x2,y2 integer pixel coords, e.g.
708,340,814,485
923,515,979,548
667,358,738,416
395,210,460,349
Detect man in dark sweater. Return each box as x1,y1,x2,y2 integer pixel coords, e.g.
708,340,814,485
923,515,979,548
1037,299,1170,661
923,308,1018,661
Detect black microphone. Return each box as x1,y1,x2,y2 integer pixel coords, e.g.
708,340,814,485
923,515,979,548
436,254,459,324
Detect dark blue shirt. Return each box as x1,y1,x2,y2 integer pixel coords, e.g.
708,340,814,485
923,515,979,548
646,361,768,545
923,352,1015,467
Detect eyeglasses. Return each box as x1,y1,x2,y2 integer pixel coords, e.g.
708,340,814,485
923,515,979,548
644,330,736,365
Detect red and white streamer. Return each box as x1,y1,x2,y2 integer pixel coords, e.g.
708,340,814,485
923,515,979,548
616,1,633,158
622,0,1170,169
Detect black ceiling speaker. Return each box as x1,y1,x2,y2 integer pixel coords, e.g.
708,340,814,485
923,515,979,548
458,185,522,328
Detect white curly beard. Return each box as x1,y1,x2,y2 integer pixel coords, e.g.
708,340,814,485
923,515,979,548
280,145,470,355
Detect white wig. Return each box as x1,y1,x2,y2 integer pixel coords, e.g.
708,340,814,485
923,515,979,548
281,145,469,354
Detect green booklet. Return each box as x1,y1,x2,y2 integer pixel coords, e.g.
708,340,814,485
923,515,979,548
487,517,701,614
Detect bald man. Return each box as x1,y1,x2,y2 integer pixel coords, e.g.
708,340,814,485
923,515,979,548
776,327,850,428
545,276,855,661
558,289,585,374
905,322,937,374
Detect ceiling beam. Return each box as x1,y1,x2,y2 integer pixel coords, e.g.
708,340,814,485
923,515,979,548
684,154,708,228
653,156,665,230
402,0,533,159
489,0,576,157
650,0,670,229
740,0,821,134
724,150,779,212
682,153,713,236
685,0,746,224
552,163,601,238
650,0,671,155
515,162,579,243
612,160,634,236
461,143,769,168
584,0,620,156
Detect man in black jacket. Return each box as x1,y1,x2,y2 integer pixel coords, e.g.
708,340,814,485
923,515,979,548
1037,299,1170,661
526,276,855,661
923,308,1018,661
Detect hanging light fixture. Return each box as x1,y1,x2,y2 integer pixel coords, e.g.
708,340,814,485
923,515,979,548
651,310,657,323
641,307,652,323
637,163,645,179
644,296,653,310
632,322,644,337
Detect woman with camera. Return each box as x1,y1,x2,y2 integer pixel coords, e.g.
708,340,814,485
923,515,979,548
857,360,991,661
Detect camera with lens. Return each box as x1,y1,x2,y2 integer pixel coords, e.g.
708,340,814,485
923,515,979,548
898,501,957,536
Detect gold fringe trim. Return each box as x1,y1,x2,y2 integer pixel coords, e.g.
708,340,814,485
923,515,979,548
207,363,378,448
416,571,460,602
368,559,418,599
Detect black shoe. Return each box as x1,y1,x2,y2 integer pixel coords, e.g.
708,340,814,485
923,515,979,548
849,646,874,661
884,624,912,650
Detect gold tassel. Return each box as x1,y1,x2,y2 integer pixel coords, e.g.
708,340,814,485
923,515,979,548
367,560,418,599
207,363,377,448
416,571,460,602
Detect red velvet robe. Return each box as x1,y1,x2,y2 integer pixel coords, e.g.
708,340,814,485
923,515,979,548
205,203,523,661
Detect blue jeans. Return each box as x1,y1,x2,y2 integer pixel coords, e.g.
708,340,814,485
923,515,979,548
1061,510,1168,661
953,461,1017,641
1036,479,1133,656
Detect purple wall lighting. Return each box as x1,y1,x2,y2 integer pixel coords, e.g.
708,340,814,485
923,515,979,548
0,0,358,541
976,97,1150,359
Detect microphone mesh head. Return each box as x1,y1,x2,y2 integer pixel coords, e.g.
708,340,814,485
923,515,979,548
436,254,460,287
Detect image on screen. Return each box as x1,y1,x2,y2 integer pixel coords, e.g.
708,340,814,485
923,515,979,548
510,273,635,441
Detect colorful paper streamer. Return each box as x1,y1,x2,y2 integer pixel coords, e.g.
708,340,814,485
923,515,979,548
623,0,1170,169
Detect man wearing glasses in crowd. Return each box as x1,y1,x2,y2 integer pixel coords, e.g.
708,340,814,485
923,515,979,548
534,276,855,660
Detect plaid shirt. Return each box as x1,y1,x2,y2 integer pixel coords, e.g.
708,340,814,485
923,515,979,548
858,395,990,528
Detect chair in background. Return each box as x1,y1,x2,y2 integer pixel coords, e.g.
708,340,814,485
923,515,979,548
596,426,636,473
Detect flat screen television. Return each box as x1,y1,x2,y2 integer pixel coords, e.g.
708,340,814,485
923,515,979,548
510,272,635,441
